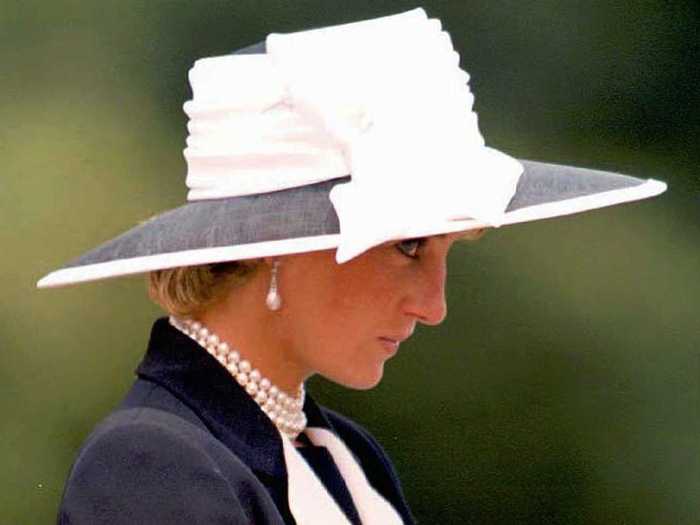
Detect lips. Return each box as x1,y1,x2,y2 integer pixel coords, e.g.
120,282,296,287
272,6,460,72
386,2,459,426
378,330,414,352
387,329,415,344
378,337,400,354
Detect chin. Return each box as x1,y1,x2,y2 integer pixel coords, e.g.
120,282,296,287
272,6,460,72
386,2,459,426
325,365,385,391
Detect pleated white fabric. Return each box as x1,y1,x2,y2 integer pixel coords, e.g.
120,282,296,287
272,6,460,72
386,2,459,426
306,428,404,524
183,8,523,262
280,427,404,524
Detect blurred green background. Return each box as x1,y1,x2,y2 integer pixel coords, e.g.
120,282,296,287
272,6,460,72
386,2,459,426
2,1,698,523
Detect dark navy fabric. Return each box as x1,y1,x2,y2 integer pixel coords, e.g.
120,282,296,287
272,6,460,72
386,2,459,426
58,318,415,524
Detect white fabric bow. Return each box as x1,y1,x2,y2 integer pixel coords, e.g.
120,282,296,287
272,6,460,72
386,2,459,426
183,8,523,262
266,8,522,261
281,427,404,524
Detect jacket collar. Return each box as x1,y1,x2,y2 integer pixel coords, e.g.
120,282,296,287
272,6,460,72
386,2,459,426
135,317,333,480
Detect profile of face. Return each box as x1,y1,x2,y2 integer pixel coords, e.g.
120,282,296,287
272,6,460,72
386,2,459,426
273,233,465,390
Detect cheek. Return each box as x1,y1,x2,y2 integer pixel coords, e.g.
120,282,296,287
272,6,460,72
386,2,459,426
280,250,408,384
323,264,398,329
313,266,404,374
292,256,371,311
277,257,367,351
304,282,374,348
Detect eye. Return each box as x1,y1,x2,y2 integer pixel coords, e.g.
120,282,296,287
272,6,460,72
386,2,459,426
395,238,425,259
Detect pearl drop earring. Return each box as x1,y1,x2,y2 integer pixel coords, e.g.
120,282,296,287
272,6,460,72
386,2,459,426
266,260,282,311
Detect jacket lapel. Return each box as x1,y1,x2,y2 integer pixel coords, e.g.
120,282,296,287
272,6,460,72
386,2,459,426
136,318,288,478
134,318,375,524
134,318,338,477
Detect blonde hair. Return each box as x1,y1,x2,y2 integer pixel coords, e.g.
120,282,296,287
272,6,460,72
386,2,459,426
147,260,260,317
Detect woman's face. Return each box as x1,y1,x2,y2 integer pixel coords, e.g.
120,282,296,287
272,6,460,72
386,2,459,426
276,233,464,390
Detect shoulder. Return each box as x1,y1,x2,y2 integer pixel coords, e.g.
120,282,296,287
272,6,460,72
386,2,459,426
320,406,416,524
72,407,229,477
59,407,281,524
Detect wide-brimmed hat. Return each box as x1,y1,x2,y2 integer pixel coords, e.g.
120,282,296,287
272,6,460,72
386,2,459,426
37,8,666,289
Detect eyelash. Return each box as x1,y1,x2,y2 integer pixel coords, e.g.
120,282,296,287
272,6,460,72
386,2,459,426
395,238,426,259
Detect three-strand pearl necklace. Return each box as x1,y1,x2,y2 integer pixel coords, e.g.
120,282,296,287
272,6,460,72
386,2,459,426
169,316,307,440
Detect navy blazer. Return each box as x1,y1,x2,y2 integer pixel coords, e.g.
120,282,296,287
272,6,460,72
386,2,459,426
58,318,415,524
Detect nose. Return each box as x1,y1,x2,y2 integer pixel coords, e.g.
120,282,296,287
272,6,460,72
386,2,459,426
403,256,448,326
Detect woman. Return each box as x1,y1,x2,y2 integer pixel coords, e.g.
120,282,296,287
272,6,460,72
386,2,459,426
38,9,666,524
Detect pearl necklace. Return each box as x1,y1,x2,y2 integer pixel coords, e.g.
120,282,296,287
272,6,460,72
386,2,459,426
168,316,307,440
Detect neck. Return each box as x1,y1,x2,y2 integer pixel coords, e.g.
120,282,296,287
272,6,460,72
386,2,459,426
194,282,309,395
168,315,307,440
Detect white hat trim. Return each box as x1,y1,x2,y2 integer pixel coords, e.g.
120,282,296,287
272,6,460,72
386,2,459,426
501,177,666,225
36,179,664,289
36,234,340,289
